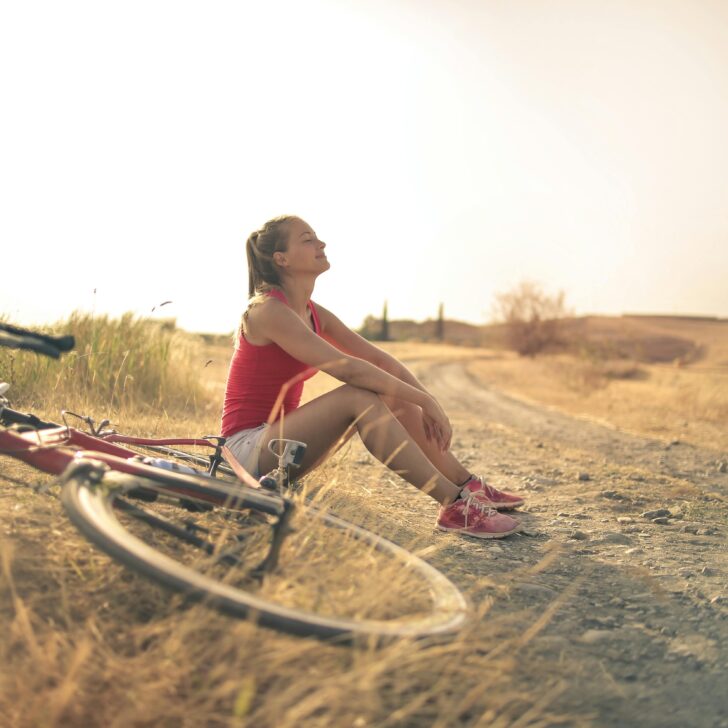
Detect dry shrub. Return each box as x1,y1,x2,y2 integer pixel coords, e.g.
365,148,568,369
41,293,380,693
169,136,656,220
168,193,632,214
0,311,214,416
560,355,647,394
492,281,569,357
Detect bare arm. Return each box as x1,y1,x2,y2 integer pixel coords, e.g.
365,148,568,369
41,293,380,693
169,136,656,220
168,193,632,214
316,303,436,396
252,299,434,410
314,303,452,450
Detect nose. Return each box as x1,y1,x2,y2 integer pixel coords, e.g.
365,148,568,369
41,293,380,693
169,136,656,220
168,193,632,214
318,240,326,250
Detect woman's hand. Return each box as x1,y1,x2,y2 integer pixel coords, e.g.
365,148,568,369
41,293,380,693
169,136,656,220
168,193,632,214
421,396,452,453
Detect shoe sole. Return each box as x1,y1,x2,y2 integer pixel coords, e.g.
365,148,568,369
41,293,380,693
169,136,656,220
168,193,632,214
436,523,522,539
490,499,525,511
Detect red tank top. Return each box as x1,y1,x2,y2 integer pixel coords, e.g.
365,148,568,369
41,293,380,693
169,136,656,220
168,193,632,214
220,289,322,436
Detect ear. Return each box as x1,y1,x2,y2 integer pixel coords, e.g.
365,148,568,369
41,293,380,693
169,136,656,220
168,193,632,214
273,251,287,268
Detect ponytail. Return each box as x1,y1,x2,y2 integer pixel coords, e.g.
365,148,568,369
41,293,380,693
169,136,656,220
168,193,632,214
237,215,298,345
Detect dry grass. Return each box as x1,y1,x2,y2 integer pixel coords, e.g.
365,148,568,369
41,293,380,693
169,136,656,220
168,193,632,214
0,318,576,727
0,453,572,728
0,311,214,417
468,348,728,451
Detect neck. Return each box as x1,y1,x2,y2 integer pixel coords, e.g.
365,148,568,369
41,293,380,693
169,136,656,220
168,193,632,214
279,276,316,315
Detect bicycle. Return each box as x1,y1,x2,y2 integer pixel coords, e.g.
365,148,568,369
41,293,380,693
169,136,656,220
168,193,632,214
0,322,468,642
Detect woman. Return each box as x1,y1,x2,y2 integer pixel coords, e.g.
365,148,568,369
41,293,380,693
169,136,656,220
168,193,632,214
221,215,525,539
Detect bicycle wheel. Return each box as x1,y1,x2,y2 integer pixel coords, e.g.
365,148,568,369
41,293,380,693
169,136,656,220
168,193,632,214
60,459,468,642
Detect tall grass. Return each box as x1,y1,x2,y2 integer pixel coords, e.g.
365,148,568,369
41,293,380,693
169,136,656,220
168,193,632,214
0,311,213,416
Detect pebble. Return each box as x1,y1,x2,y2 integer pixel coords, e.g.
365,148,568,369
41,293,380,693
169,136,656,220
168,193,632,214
652,517,670,525
641,509,671,519
513,582,557,598
617,517,634,524
718,461,727,473
579,629,613,644
701,566,716,576
569,530,589,540
578,472,591,481
624,547,644,555
599,532,633,545
601,490,623,500
710,595,725,605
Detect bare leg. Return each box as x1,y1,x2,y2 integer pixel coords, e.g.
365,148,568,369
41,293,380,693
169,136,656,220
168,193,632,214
382,395,471,485
257,385,462,505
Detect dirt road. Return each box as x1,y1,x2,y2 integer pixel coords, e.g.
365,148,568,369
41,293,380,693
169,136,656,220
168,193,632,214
403,355,727,727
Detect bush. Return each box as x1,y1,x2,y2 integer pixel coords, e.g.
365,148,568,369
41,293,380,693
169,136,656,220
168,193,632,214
493,281,568,356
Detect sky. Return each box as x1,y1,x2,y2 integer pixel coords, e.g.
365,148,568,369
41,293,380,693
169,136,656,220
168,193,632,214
2,0,728,334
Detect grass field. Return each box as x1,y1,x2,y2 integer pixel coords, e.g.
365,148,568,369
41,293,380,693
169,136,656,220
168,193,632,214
1,313,726,727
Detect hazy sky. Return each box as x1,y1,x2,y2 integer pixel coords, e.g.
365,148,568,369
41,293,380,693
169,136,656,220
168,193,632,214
3,0,727,334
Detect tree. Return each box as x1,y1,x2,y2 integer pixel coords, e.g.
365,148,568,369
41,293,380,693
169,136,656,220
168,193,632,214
381,300,389,342
493,281,568,356
435,302,445,341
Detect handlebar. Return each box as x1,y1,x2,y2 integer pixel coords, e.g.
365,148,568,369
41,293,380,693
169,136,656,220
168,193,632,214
0,322,75,359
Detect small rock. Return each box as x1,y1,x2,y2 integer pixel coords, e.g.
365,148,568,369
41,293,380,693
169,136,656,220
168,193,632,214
601,490,623,500
535,442,544,448
681,524,699,534
717,461,727,473
579,629,613,644
601,532,633,545
652,517,669,525
671,439,680,446
641,509,671,519
519,528,539,537
710,595,725,605
617,517,634,524
514,582,557,597
624,547,644,555
569,530,589,540
578,472,591,481
701,566,716,576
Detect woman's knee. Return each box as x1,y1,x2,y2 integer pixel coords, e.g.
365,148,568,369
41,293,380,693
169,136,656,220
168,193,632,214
338,384,383,415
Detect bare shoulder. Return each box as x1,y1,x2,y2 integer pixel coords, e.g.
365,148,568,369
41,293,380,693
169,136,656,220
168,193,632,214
245,296,293,345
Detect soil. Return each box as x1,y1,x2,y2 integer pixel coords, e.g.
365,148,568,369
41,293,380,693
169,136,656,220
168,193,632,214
389,354,728,727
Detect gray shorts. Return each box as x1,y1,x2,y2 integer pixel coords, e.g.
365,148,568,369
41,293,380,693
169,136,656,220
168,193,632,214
224,423,269,479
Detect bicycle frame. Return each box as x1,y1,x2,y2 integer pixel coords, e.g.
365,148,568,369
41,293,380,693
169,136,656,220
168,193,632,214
0,425,284,517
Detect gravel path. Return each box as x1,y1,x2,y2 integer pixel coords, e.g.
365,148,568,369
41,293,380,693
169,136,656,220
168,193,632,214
412,357,728,727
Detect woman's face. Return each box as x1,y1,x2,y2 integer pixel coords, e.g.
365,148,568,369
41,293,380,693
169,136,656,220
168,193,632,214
275,218,330,277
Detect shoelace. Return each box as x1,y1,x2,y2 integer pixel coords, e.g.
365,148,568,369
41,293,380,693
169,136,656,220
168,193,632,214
471,474,504,500
460,491,498,525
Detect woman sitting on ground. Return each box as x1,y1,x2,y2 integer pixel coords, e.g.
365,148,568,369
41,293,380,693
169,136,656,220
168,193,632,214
221,215,525,539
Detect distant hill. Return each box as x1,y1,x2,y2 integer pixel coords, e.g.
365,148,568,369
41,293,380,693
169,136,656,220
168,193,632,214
361,314,728,365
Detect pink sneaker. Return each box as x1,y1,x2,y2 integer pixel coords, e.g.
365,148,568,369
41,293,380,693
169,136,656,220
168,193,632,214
437,495,521,539
461,475,525,510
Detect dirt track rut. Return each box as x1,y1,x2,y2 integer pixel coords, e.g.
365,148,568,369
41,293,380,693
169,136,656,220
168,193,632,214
409,357,728,728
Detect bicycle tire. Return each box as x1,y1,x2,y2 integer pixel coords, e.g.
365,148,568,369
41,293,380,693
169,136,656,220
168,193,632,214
60,460,468,642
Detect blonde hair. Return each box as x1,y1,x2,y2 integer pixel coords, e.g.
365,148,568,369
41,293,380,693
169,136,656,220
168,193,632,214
236,215,298,344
